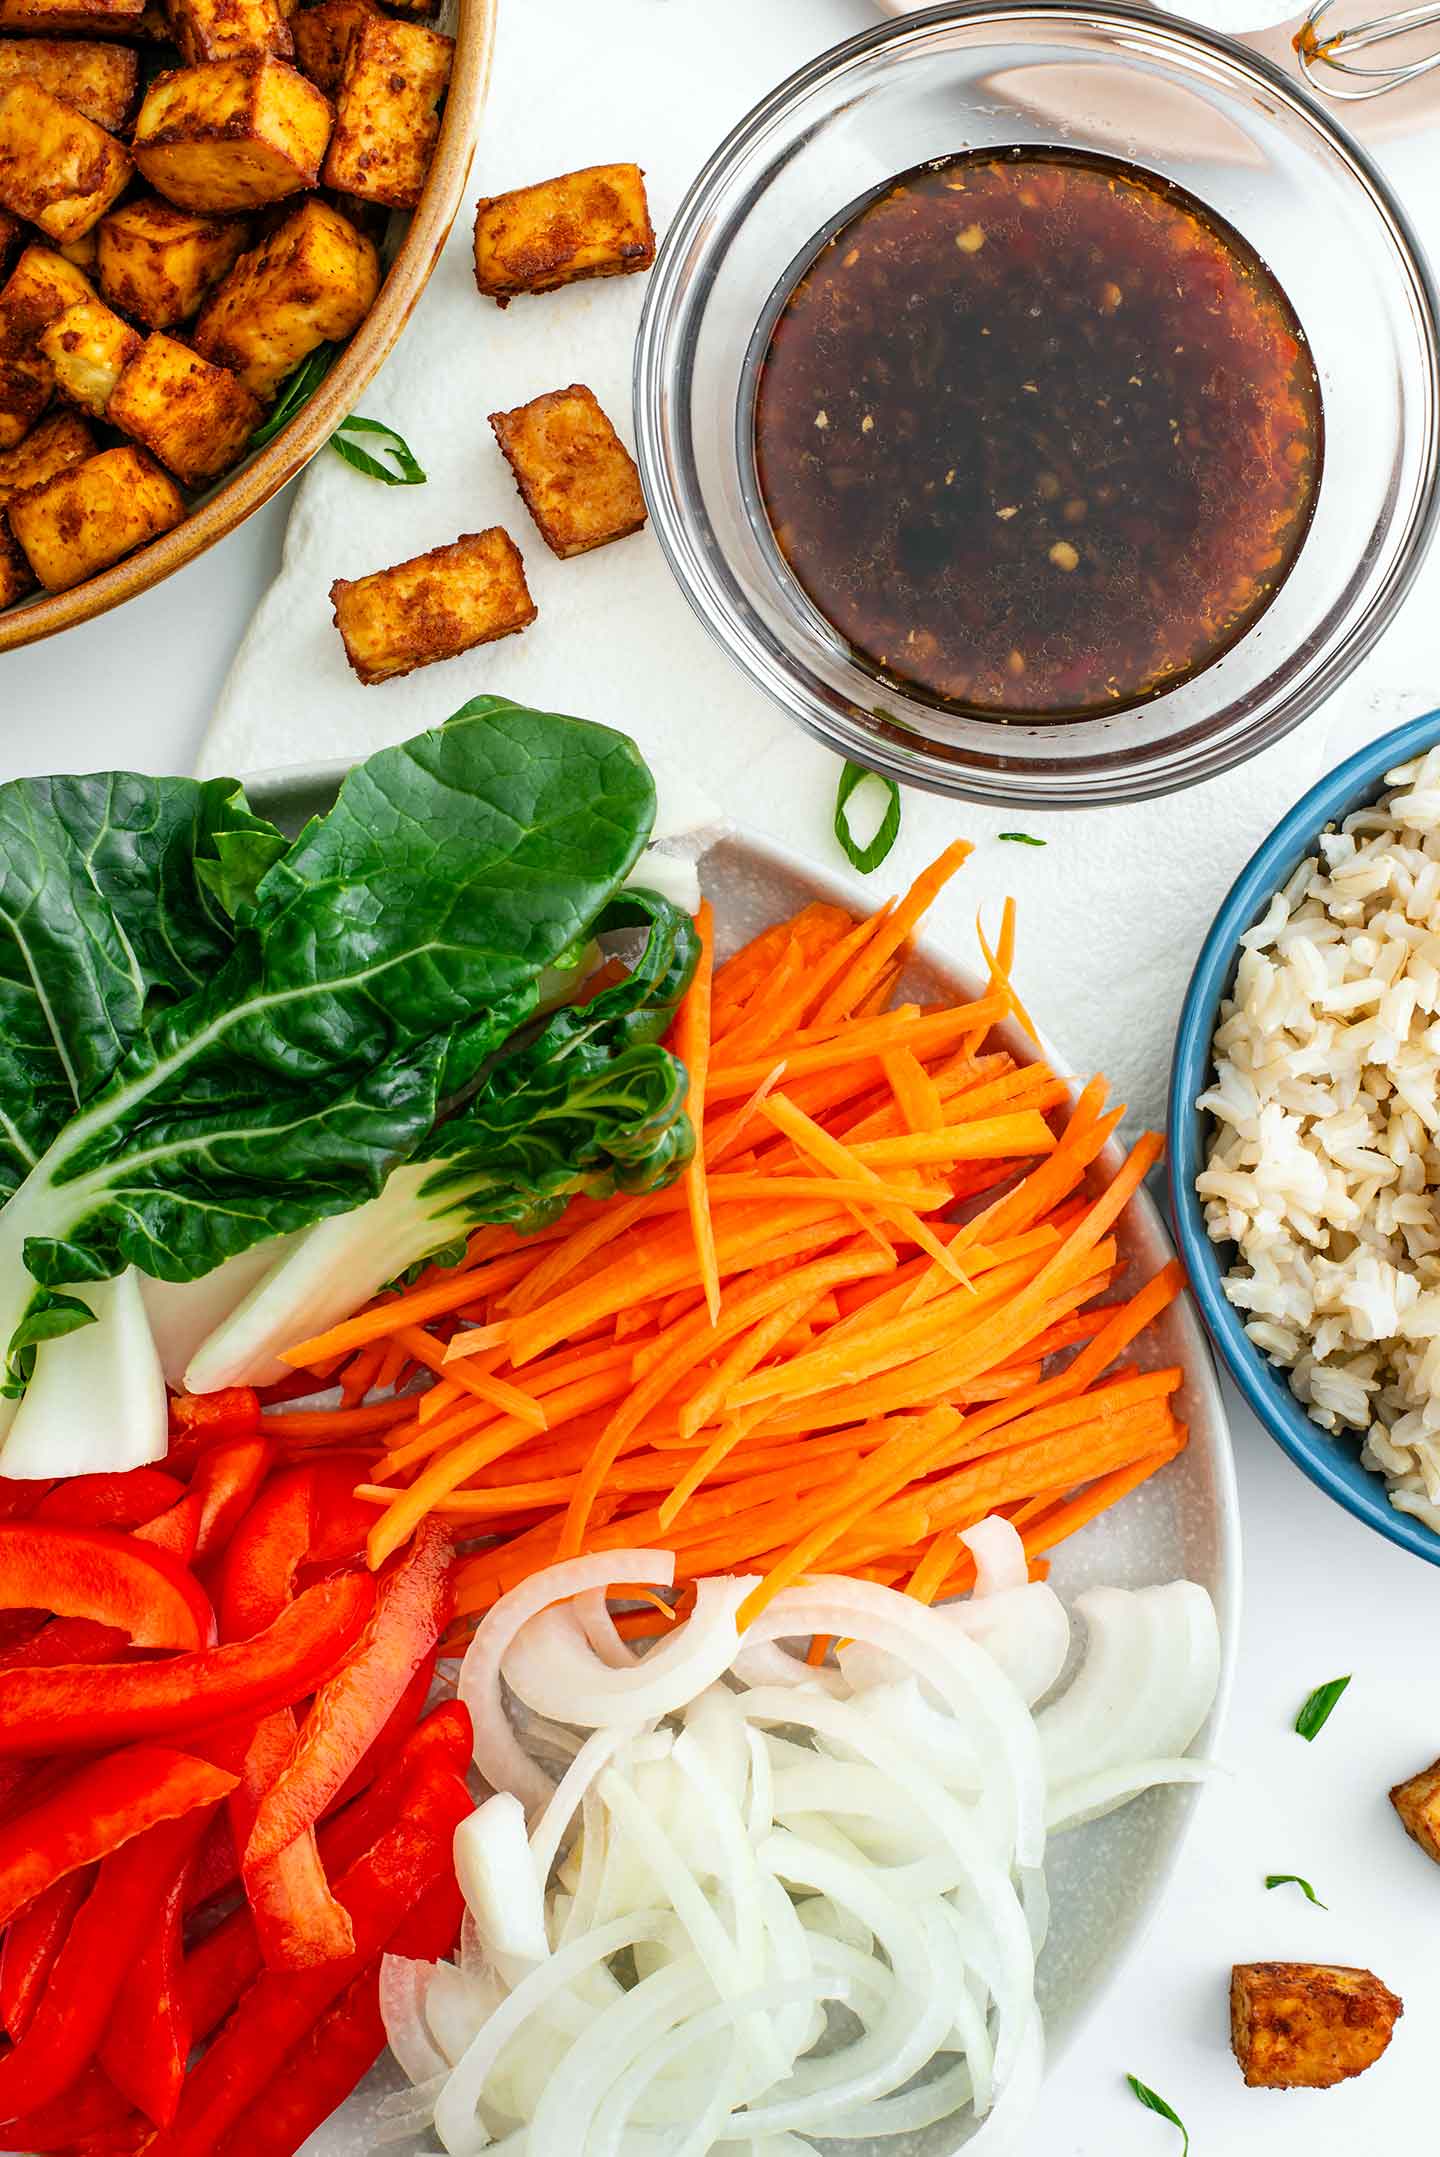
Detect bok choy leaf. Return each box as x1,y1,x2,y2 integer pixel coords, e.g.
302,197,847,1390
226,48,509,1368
184,890,699,1390
0,698,659,1450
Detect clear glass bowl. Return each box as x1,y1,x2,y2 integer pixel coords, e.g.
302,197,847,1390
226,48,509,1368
633,0,1440,809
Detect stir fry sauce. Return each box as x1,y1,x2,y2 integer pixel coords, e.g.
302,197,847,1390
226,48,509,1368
752,148,1323,721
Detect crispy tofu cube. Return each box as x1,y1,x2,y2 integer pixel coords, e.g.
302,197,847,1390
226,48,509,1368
98,196,251,328
489,382,645,560
0,405,96,504
290,0,372,93
321,13,449,210
0,38,139,130
1390,1754,1440,1863
108,328,259,482
0,82,132,243
193,194,375,397
1230,1963,1403,2090
0,243,93,446
474,162,654,306
134,57,331,212
55,228,100,274
0,0,146,31
0,512,32,603
330,527,536,685
164,0,293,66
38,292,141,414
8,441,183,588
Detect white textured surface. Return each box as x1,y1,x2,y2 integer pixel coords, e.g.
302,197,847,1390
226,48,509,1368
8,0,1440,2150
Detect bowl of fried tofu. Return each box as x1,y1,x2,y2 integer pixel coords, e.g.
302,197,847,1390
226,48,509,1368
0,0,496,650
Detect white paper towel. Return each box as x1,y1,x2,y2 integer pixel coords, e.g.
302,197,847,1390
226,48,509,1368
202,0,1440,1136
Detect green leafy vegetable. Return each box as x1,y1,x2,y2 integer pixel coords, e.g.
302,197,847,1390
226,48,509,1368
834,762,902,874
329,415,426,486
1265,1873,1326,1907
2,1290,98,1399
1126,2075,1189,2157
250,346,334,449
0,699,660,1448
1295,1676,1350,1741
184,890,699,1391
998,831,1046,846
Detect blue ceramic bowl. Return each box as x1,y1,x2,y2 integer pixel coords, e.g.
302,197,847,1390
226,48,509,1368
1169,707,1440,1569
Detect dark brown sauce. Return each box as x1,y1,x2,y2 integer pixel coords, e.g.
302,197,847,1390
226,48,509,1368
752,147,1323,721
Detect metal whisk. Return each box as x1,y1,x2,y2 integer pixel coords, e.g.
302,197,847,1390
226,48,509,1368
1296,0,1440,96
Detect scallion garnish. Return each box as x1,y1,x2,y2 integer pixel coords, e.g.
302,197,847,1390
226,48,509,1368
1126,2074,1189,2156
329,414,427,486
249,345,335,448
998,831,1046,845
834,761,902,874
1295,1675,1351,1741
1265,1873,1326,1907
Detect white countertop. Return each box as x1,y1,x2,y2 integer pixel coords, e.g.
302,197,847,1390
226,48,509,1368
5,3,1440,2151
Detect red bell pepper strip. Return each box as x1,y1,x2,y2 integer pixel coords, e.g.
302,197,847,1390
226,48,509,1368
151,1763,473,2157
0,1744,236,1927
0,1477,52,1520
326,1649,436,1815
0,1615,131,1670
209,1873,465,2157
216,1467,313,1642
0,1810,207,2123
0,1607,47,1655
244,1520,452,1872
0,1523,215,1651
0,2064,143,2153
0,1868,90,2040
237,1706,354,1972
182,1701,474,2042
98,1814,204,2129
0,1570,374,1756
302,1454,384,1566
31,1471,185,1532
167,1386,262,1461
188,1435,273,1561
132,1492,201,1562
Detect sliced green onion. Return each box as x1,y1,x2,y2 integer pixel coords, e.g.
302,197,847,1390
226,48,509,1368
1265,1873,1326,1908
998,831,1046,846
329,415,427,486
1295,1675,1350,1741
249,345,335,449
1126,2074,1189,2156
834,761,902,875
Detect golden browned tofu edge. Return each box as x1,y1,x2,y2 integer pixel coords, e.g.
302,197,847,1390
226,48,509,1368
0,38,140,133
132,58,333,214
7,442,184,590
473,162,655,304
329,527,537,685
489,382,646,560
0,406,94,507
0,80,133,245
107,329,261,485
1229,1962,1403,2090
98,197,252,329
1390,1754,1440,1863
321,13,450,210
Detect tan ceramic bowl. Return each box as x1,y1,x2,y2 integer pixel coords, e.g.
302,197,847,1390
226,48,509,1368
0,0,496,655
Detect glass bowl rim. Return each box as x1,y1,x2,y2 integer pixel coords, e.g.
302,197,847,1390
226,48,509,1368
632,0,1440,810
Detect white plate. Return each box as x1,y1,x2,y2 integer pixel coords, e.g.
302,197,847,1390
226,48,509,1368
245,773,1240,2155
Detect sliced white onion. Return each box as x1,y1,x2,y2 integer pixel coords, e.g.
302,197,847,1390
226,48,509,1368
1047,1756,1215,1833
379,1955,448,2086
502,1574,757,1728
454,1795,549,1965
407,1551,1219,2157
458,1552,675,1814
1036,1582,1220,1790
961,1515,1029,1596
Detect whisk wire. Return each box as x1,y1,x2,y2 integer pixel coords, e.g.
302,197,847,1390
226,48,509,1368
1298,0,1440,95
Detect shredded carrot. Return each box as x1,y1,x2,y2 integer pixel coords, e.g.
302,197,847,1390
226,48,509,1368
675,898,720,1327
255,861,1189,1621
